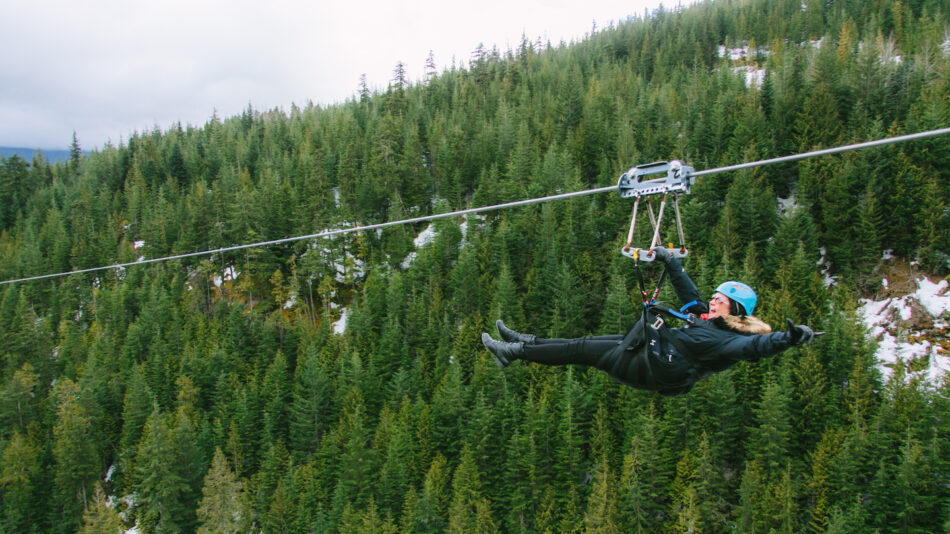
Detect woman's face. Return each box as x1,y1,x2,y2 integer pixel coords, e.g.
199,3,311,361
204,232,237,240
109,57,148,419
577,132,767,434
708,292,731,319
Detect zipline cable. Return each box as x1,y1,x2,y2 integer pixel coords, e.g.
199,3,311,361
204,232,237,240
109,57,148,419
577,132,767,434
2,126,949,286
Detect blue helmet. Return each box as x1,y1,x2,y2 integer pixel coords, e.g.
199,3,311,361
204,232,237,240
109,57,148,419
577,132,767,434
715,281,757,316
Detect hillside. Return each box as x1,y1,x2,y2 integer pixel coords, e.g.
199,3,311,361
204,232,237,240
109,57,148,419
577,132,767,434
0,147,76,163
1,0,949,532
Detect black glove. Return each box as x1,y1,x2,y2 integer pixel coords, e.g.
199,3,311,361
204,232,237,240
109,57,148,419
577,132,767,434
651,246,672,264
786,319,815,346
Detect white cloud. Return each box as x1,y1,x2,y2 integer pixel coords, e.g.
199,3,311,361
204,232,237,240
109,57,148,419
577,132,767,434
0,0,684,149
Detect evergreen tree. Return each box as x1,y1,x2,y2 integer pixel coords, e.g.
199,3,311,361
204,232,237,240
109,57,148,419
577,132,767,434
261,350,291,444
196,448,246,534
1,362,39,432
584,456,620,533
747,377,793,474
289,346,335,459
447,444,497,533
52,379,101,523
79,483,125,534
1,430,41,531
0,3,948,531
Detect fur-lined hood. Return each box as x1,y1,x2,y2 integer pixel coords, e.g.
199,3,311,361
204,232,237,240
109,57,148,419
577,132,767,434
711,314,772,335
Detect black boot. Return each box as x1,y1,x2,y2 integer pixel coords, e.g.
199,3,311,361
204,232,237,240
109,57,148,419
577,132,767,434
496,319,536,344
481,333,524,369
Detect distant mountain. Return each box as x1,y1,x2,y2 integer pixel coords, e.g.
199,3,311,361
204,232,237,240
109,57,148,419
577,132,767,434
0,146,76,163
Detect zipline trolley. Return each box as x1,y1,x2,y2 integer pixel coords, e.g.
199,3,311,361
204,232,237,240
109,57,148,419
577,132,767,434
618,160,697,319
618,160,695,263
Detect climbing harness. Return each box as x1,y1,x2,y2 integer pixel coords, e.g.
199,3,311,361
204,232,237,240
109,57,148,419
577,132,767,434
617,160,697,323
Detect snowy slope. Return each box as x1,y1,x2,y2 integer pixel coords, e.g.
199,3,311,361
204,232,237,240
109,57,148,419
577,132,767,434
858,275,950,383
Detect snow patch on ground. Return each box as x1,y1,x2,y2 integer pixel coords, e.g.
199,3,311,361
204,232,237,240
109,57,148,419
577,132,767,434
717,44,771,61
719,45,749,61
414,224,437,248
777,196,797,214
817,248,836,288
734,66,766,88
333,308,348,335
213,266,239,287
401,217,471,268
283,294,297,310
858,277,950,383
401,252,418,269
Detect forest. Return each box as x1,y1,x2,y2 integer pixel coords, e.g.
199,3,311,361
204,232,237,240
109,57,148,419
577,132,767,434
1,0,949,532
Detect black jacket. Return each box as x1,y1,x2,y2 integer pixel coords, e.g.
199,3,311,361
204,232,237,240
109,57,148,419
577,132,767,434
602,257,794,396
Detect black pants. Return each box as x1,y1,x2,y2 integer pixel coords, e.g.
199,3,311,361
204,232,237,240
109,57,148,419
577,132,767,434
521,335,624,368
517,324,660,392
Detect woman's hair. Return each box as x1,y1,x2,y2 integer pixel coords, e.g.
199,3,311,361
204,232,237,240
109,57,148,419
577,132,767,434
729,298,747,317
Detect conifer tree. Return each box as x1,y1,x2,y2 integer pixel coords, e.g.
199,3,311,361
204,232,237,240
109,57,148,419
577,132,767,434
53,379,101,522
289,347,335,459
599,263,636,335
1,361,39,432
135,410,189,533
262,350,291,444
79,483,125,534
447,444,497,533
490,260,525,329
412,454,450,533
584,456,620,533
262,477,296,533
916,176,948,271
618,404,670,532
747,378,793,474
196,448,246,534
1,430,41,530
854,182,884,278
894,430,939,533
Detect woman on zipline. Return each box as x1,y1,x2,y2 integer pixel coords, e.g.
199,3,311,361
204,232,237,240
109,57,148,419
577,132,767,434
481,246,817,396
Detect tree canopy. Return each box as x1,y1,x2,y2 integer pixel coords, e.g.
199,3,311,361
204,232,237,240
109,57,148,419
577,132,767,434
1,0,949,531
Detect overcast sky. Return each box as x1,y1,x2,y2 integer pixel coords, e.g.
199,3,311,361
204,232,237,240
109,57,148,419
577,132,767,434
1,0,683,150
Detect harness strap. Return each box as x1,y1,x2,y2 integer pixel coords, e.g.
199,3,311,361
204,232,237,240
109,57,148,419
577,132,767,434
649,303,694,323
679,300,698,314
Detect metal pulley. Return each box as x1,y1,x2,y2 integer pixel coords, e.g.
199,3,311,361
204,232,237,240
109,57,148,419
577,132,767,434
617,160,694,262
617,160,694,198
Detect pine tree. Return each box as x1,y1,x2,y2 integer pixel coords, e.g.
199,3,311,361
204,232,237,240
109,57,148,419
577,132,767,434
79,483,125,534
262,350,291,444
747,378,793,474
119,365,153,479
289,346,335,459
70,131,83,172
599,263,637,335
894,429,939,533
135,409,189,533
447,444,497,533
52,379,101,522
196,448,246,534
412,454,450,533
854,182,884,279
330,392,376,519
584,456,620,533
618,404,670,532
1,361,39,431
1,430,41,530
916,176,948,272
263,477,297,534
490,260,525,329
